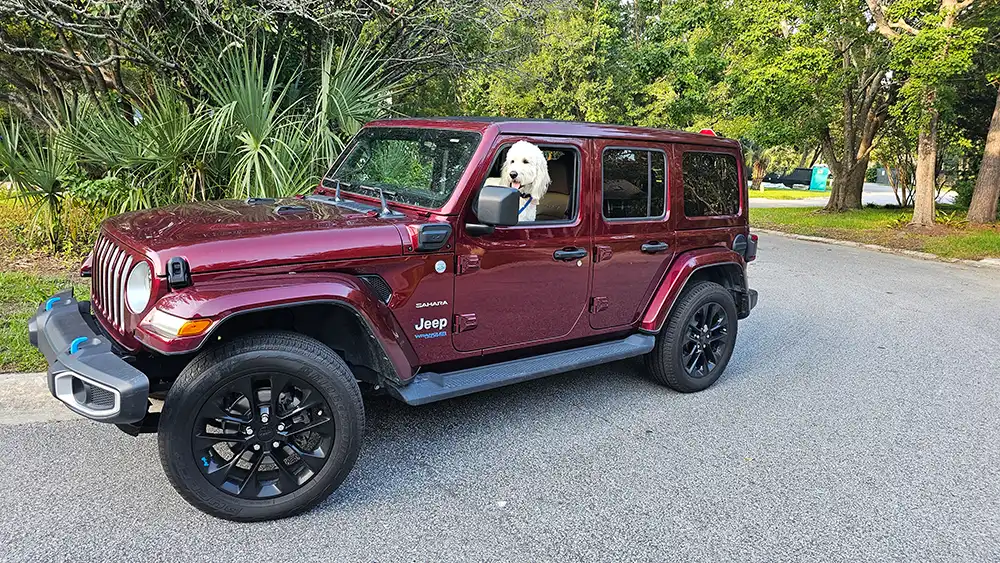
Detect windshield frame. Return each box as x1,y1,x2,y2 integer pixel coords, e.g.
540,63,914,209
322,125,485,213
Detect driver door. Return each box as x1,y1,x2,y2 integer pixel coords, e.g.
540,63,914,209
451,136,592,352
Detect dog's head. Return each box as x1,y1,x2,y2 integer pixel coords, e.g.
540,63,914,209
501,140,551,199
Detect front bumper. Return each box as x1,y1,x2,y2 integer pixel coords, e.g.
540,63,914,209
28,290,149,423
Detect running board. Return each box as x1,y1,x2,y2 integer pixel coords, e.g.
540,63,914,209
390,334,655,406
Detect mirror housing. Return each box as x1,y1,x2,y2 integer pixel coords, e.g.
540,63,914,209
474,185,520,226
468,185,520,235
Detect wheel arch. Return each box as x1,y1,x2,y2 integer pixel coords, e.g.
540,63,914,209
135,273,419,384
640,248,748,334
204,301,401,386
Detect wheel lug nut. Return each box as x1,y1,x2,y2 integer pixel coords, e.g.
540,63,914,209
261,414,269,423
272,441,280,449
317,410,323,416
245,427,254,436
253,444,260,451
277,424,285,431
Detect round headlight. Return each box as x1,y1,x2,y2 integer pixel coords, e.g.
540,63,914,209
126,262,152,314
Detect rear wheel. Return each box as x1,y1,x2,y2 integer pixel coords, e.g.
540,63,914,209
158,331,364,521
645,281,738,393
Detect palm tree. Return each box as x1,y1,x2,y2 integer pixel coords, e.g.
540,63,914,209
0,120,73,247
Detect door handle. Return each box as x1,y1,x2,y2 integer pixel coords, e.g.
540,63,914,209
641,241,670,254
553,247,588,261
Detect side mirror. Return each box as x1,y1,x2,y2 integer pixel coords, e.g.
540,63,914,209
468,185,520,235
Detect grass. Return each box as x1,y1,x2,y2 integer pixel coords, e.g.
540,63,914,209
0,272,89,373
751,206,1000,260
748,188,828,200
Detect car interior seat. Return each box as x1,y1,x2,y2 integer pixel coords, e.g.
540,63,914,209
535,156,572,221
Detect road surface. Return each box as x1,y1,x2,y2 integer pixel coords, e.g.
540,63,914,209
1,234,998,562
751,182,957,208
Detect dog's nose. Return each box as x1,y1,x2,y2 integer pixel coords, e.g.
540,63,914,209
509,171,518,179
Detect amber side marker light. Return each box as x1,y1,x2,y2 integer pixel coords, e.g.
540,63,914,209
141,309,213,338
177,319,213,337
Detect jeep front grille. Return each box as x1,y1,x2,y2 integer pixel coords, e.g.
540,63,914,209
91,235,135,331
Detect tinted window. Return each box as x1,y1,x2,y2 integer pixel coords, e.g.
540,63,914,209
602,149,666,219
682,152,740,217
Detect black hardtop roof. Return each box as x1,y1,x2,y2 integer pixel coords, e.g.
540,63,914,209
367,117,742,148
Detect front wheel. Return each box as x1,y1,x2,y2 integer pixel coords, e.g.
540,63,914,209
645,281,738,393
158,331,364,521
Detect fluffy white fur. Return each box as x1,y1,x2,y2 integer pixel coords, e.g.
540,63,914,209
500,141,550,222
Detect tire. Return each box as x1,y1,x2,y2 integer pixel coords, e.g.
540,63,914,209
158,331,364,521
645,281,738,393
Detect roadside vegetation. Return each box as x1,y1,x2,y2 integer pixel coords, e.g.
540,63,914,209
752,207,1000,260
0,272,89,372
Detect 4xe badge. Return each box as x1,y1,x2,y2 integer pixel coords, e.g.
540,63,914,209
414,317,448,339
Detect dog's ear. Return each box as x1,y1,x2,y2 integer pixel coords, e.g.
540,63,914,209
533,151,551,198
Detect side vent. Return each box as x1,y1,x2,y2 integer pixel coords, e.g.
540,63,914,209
358,275,392,303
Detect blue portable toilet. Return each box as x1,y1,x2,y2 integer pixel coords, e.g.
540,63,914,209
809,165,830,191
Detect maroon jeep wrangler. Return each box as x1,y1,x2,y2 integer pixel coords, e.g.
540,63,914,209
29,118,757,521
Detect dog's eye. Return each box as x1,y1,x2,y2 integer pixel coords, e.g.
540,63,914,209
523,159,528,164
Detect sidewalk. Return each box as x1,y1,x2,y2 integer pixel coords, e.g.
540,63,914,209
0,372,78,424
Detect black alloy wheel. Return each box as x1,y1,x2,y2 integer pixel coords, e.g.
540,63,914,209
159,331,364,522
645,280,738,393
680,302,730,379
193,373,335,499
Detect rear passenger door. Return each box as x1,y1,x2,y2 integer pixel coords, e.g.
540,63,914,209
589,141,675,329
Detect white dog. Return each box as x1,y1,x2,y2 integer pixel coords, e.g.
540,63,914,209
501,141,551,222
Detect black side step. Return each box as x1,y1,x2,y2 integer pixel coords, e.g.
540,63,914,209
390,334,655,406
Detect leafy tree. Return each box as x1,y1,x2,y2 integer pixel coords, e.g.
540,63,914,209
461,0,639,123
967,80,1000,222
967,21,1000,223
0,0,510,124
724,0,895,212
867,0,988,225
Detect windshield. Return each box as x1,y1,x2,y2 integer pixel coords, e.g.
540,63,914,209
326,127,482,209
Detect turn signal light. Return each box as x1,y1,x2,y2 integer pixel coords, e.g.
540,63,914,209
141,309,213,338
177,319,213,337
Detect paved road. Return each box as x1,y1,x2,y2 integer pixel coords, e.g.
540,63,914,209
2,235,999,562
751,182,957,208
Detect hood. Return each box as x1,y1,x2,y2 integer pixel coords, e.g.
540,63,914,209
101,198,408,275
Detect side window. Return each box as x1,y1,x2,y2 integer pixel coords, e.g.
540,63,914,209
602,149,666,220
484,145,578,223
682,152,740,217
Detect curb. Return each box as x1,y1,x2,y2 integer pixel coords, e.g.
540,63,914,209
0,372,81,424
755,228,1000,270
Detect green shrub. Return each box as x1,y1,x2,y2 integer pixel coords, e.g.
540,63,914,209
865,167,878,183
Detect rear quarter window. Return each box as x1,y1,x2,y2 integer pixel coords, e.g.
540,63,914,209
682,152,740,217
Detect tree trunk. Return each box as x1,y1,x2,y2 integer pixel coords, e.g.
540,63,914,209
967,85,1000,224
752,157,766,191
911,94,939,227
846,155,869,207
797,146,810,168
824,161,866,211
